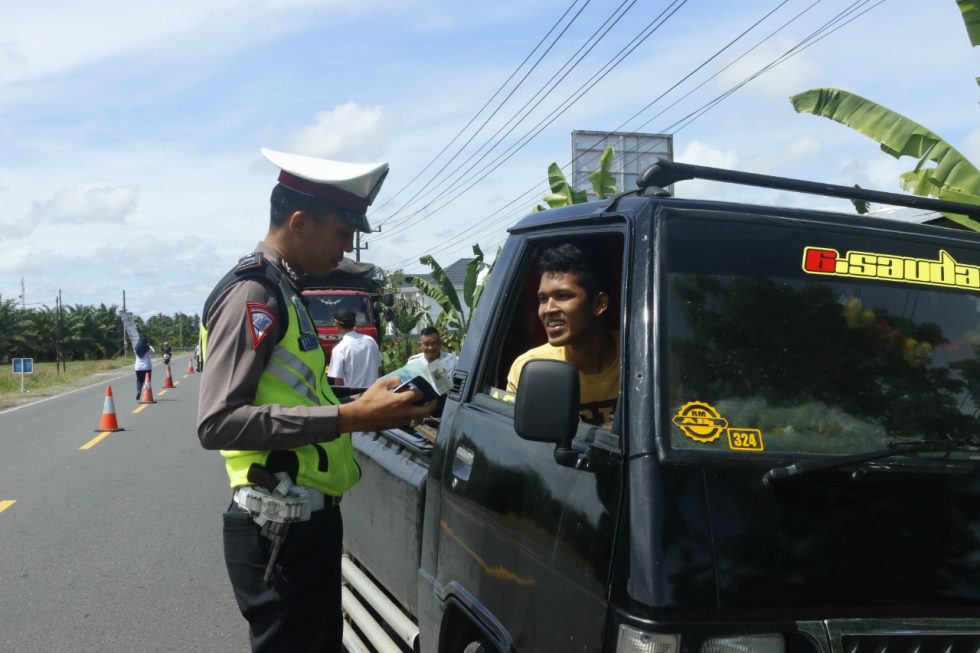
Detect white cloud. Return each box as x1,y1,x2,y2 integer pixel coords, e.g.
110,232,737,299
30,181,139,226
745,136,822,175
282,102,388,161
0,244,33,272
713,37,822,100
962,128,980,166
677,140,739,168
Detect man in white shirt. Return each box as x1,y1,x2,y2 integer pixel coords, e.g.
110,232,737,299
407,327,457,373
407,327,457,416
328,308,383,388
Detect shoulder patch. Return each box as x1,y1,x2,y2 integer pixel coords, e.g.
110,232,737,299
246,302,277,350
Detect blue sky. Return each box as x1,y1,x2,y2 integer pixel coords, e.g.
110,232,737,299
1,0,977,318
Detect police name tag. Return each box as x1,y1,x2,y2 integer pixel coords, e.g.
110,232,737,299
299,335,320,351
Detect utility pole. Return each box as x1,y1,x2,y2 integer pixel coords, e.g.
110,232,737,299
122,291,127,358
19,277,25,309
354,226,382,262
54,292,61,375
58,289,65,372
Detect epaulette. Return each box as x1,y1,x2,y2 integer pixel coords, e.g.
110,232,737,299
233,252,265,274
201,251,288,340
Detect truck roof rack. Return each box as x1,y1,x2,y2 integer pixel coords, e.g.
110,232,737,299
635,158,980,219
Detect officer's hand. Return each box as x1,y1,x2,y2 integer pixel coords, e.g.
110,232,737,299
337,377,436,433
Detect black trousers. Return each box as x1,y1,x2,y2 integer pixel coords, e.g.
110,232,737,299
223,503,343,653
135,370,149,399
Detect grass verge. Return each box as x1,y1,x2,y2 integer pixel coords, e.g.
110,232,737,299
0,358,132,405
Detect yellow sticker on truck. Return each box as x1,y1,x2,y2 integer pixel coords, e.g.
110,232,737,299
672,401,728,443
802,247,980,291
727,428,764,451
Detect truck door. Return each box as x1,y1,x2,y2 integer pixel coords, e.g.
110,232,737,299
432,229,627,652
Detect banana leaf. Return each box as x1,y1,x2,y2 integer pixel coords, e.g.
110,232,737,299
958,0,980,46
547,163,588,207
791,87,980,228
462,244,484,311
587,145,618,199
414,255,461,318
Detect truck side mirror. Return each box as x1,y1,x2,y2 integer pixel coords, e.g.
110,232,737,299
514,360,579,444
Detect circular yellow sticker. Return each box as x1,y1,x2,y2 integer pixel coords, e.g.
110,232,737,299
672,401,728,443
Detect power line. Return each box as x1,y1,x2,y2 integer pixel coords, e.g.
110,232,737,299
382,0,886,269
373,0,593,220
373,0,689,243
665,0,885,135
376,0,639,236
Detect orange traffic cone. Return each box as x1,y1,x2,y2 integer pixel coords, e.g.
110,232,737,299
139,372,157,404
186,358,195,374
163,365,175,388
96,385,124,431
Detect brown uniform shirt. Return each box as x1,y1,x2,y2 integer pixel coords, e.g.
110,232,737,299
196,241,341,451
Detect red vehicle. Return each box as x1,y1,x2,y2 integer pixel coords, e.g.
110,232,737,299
301,259,388,360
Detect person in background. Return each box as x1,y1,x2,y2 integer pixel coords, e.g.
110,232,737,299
327,308,383,388
196,147,433,653
506,242,619,426
134,335,155,400
162,342,173,366
407,327,457,417
407,326,457,374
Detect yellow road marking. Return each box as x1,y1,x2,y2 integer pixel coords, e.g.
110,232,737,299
133,404,148,414
0,500,15,513
81,432,112,450
159,390,168,396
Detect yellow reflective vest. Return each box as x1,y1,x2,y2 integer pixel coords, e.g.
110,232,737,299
201,259,360,497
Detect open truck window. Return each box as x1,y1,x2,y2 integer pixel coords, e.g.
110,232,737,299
662,213,980,460
478,232,626,429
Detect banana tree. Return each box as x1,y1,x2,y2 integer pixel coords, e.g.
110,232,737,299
535,145,618,211
411,244,496,353
790,1,980,230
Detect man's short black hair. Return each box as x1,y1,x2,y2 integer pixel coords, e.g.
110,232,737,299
270,183,334,229
419,326,440,338
537,242,606,298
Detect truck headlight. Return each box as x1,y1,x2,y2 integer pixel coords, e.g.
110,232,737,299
616,625,679,653
701,634,785,653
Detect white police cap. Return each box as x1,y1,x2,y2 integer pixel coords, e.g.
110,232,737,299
261,148,389,232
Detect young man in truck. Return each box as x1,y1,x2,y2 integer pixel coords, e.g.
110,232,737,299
506,242,619,426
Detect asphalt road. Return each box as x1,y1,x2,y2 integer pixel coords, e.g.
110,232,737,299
0,357,250,652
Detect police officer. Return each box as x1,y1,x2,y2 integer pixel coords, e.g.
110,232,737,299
197,148,434,652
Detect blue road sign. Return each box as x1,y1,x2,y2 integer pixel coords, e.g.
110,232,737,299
12,358,33,374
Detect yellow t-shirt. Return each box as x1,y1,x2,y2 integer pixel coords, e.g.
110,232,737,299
506,336,619,426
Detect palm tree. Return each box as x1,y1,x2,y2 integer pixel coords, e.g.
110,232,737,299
0,298,27,363
790,0,980,229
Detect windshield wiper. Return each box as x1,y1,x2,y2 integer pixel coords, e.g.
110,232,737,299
762,439,979,488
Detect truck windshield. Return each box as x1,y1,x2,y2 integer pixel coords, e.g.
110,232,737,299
305,295,372,327
662,215,980,459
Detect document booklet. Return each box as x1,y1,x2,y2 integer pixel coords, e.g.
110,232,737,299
385,358,452,404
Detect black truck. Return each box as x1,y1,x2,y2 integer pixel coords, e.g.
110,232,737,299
339,160,980,653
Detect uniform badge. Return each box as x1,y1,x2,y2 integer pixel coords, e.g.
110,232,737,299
299,334,320,351
246,303,277,350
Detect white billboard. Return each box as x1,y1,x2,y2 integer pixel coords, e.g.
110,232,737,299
571,130,673,199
